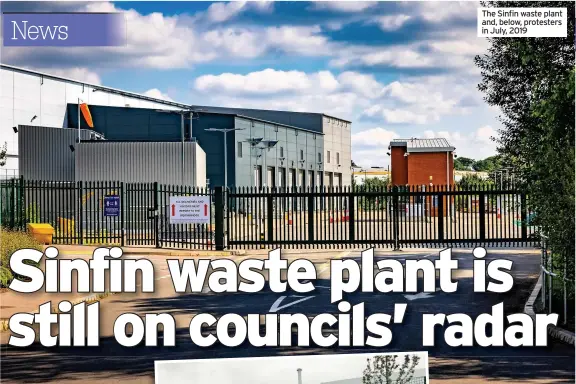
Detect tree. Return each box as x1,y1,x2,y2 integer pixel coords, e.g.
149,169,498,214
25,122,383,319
454,156,475,170
457,173,494,190
472,155,501,172
0,142,7,167
475,1,575,281
363,354,420,384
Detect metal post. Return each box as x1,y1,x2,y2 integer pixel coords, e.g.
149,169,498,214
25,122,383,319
181,113,184,185
224,130,228,191
77,98,81,143
214,186,225,250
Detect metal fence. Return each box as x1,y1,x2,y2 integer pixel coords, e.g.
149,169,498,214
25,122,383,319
226,185,537,250
539,234,574,326
1,179,537,251
1,178,214,250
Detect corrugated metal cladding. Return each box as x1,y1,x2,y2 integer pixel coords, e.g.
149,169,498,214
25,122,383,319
75,141,206,187
18,125,95,181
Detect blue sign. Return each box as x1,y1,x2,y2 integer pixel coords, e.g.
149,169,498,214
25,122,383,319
104,195,120,217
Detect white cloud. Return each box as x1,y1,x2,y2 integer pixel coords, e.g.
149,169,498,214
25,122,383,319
412,1,480,23
205,1,248,23
423,126,499,159
143,88,174,101
352,127,399,147
194,68,340,95
34,67,102,85
361,76,479,124
204,1,273,23
312,1,379,13
374,14,412,31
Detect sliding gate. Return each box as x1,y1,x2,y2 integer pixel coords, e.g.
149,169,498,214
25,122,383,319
225,185,537,250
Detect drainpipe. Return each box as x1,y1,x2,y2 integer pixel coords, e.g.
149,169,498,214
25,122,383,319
297,368,302,384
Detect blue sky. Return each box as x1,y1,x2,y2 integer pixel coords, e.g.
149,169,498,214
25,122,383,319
1,1,501,167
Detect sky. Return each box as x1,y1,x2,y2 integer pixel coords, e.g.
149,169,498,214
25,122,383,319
0,1,502,168
155,352,428,384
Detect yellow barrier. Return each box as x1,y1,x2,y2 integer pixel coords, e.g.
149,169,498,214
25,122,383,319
27,223,54,245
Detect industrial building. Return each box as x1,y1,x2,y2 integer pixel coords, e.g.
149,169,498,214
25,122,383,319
389,138,455,188
1,64,352,189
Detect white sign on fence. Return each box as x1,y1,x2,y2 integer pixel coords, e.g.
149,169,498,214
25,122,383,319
169,195,210,224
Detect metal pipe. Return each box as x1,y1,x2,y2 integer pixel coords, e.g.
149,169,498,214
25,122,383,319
297,368,302,384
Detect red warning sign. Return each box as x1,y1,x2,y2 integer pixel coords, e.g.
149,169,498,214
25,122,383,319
169,195,210,224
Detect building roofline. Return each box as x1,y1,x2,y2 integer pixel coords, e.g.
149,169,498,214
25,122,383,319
390,138,455,152
1,63,191,109
195,104,351,124
232,114,325,135
322,114,351,123
3,63,342,132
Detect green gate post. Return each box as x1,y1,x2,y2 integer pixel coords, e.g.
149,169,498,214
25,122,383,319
214,186,225,251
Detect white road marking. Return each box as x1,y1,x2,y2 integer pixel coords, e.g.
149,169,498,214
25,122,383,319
269,250,350,312
404,287,442,301
404,292,434,301
269,296,315,313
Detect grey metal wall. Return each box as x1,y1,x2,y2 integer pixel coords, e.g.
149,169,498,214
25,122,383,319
18,125,95,181
75,141,206,187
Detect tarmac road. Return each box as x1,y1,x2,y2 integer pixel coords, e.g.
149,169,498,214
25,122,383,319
0,247,574,384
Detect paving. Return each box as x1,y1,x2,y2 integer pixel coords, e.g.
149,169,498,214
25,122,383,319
0,247,573,384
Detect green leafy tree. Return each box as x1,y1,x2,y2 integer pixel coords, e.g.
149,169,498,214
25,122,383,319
363,354,421,384
457,173,494,190
472,155,502,172
475,1,575,283
356,176,390,210
454,156,475,170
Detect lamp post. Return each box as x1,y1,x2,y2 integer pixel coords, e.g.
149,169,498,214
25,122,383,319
156,108,205,185
205,127,245,191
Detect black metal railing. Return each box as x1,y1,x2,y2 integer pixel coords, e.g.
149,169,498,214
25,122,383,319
1,179,537,251
224,185,537,250
1,178,214,250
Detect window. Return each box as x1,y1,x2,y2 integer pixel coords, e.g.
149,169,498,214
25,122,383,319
237,142,243,158
280,147,284,157
318,152,322,163
327,151,331,164
337,152,340,165
300,150,304,160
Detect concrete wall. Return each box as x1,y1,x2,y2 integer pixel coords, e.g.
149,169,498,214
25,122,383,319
0,65,182,173
75,141,206,187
